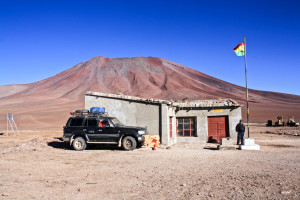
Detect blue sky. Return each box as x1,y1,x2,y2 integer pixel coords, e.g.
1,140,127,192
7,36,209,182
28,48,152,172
0,0,299,95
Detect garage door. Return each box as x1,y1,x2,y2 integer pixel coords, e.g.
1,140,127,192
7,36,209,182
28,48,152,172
207,116,229,143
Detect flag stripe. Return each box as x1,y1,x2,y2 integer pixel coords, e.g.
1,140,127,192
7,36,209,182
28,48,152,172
233,42,245,56
233,42,245,50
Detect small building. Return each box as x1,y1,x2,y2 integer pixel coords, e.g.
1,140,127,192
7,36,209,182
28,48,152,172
85,91,241,145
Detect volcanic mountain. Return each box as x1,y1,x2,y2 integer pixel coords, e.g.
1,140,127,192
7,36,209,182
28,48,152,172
0,56,299,130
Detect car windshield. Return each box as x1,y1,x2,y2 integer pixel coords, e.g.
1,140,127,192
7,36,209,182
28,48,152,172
110,118,125,127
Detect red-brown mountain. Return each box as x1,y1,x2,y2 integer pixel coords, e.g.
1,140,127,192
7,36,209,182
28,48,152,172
0,56,299,130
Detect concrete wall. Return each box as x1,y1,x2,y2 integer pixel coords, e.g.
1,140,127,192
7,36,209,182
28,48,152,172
170,107,241,144
85,94,242,145
85,95,160,135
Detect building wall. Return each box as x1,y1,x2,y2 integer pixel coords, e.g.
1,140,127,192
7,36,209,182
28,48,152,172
168,107,241,144
85,94,242,145
85,95,160,135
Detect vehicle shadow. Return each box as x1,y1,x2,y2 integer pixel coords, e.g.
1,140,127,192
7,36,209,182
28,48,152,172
47,141,72,150
47,138,122,151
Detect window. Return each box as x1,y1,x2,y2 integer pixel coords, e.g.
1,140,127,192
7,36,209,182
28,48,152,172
69,118,84,127
176,117,196,137
87,119,98,127
99,119,110,127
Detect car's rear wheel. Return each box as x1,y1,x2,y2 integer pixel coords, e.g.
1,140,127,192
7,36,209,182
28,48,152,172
122,136,137,151
72,137,87,151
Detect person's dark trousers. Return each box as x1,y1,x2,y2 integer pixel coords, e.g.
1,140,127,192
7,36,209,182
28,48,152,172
237,132,245,145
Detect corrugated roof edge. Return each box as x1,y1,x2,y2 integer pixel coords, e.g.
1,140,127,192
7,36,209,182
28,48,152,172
85,91,240,108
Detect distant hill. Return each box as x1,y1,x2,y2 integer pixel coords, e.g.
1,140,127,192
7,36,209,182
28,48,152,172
1,56,299,130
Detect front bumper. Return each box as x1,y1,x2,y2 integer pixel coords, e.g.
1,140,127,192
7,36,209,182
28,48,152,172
138,135,145,142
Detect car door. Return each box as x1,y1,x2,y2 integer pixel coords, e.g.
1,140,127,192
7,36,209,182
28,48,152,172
86,117,100,141
99,118,119,142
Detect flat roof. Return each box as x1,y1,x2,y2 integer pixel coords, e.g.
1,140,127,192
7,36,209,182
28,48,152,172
85,91,240,108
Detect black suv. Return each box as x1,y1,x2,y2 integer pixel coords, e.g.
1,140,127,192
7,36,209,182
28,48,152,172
63,115,147,151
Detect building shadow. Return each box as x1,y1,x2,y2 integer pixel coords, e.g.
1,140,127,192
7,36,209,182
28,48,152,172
203,146,220,151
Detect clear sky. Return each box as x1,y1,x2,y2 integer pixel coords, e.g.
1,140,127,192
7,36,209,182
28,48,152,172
1,0,299,95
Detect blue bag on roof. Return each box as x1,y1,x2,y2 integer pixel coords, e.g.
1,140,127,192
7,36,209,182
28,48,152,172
90,107,105,114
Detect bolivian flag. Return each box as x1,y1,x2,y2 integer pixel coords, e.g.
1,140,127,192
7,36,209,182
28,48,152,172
233,42,245,56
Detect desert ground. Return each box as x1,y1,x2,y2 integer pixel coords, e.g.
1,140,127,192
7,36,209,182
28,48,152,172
0,125,299,200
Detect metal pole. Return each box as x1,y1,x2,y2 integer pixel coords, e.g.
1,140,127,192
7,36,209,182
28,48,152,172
7,114,8,136
244,37,250,138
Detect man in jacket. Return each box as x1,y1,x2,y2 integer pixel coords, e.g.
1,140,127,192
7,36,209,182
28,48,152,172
236,120,245,145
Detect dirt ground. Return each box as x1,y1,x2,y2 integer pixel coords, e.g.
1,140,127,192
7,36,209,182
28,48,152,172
0,125,299,200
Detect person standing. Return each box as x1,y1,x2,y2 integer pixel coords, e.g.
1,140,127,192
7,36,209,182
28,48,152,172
236,120,245,145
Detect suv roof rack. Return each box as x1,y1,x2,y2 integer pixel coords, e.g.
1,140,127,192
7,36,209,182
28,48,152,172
70,112,109,117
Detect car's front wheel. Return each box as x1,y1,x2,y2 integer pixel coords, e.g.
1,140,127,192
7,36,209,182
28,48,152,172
72,137,87,151
122,136,137,151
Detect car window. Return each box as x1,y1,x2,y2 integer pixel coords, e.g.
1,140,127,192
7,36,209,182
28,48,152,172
99,119,111,127
66,118,72,126
110,118,124,127
69,118,84,126
87,119,98,127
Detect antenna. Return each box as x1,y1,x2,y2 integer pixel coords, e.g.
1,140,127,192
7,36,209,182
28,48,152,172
6,113,20,136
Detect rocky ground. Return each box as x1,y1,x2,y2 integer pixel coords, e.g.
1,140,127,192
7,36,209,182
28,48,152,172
0,126,299,199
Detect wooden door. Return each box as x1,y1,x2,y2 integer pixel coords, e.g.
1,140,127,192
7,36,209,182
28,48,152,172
207,116,229,143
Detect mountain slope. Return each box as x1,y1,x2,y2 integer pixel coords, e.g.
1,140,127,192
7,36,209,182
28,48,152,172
0,56,299,130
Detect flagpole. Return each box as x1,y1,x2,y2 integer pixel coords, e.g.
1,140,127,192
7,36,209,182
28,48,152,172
244,37,250,138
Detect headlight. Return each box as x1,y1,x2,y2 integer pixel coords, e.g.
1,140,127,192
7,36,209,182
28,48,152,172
138,130,146,135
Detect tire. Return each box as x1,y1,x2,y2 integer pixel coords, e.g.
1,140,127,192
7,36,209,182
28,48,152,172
122,136,137,151
72,137,87,151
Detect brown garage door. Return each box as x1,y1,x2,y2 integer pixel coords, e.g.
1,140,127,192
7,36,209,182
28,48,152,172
207,116,229,143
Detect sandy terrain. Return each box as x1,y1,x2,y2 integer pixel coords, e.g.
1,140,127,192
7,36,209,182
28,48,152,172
0,125,299,200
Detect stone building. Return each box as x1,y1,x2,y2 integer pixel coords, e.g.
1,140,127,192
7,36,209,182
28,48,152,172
85,91,241,145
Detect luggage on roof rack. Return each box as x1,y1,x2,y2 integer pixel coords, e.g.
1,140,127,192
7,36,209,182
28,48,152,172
70,109,89,116
70,108,108,116
90,107,105,114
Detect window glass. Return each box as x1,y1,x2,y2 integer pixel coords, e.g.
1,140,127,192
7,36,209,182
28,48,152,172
176,117,196,137
190,130,195,136
184,130,190,136
88,119,98,127
70,118,84,126
66,118,72,126
177,124,183,130
184,118,190,123
110,118,124,127
184,124,190,129
178,130,183,136
99,119,110,127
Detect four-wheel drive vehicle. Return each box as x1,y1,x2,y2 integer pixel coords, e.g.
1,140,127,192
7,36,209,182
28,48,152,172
63,115,147,151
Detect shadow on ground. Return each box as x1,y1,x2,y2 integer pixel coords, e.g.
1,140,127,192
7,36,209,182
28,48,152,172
47,138,122,151
203,147,220,151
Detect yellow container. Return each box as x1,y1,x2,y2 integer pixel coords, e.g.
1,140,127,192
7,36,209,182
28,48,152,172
143,135,160,146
